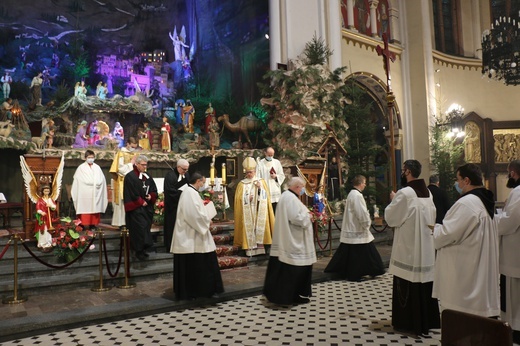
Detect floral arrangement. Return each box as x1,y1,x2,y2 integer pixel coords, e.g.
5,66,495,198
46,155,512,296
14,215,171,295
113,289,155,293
153,192,165,225
310,207,329,234
201,189,223,211
53,217,95,262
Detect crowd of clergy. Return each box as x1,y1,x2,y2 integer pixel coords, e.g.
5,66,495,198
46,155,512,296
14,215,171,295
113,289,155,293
69,145,520,342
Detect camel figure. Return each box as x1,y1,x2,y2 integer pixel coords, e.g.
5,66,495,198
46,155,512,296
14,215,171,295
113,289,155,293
217,113,263,148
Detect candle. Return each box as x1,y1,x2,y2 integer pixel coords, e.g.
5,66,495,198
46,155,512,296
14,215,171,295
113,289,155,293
221,163,226,184
210,163,215,185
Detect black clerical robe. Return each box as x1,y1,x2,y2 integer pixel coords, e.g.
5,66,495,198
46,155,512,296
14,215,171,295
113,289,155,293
163,169,189,248
124,166,158,253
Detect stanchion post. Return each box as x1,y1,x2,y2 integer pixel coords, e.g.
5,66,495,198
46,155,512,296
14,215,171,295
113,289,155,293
3,232,27,304
329,218,333,257
91,227,111,292
117,227,135,289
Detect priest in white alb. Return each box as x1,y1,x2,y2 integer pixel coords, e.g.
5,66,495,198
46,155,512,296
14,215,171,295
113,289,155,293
256,147,285,212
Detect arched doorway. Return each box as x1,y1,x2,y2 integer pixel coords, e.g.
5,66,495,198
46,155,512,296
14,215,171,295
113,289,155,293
344,72,403,207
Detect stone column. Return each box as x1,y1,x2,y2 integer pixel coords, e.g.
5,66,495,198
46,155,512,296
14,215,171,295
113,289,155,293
269,0,282,70
328,0,343,71
369,0,379,37
347,0,356,30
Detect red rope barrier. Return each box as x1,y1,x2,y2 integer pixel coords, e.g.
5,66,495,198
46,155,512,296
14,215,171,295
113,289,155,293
370,223,390,233
314,219,331,250
0,241,12,260
21,236,96,269
103,236,123,278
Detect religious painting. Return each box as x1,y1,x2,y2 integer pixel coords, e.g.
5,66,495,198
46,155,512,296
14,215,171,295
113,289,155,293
341,0,349,28
493,128,520,163
377,0,391,39
226,158,236,177
464,121,481,163
354,0,371,36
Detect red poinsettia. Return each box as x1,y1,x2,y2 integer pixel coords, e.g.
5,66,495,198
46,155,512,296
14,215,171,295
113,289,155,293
52,218,94,262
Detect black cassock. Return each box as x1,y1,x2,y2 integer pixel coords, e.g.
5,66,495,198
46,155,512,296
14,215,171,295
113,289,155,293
124,167,158,253
163,169,189,249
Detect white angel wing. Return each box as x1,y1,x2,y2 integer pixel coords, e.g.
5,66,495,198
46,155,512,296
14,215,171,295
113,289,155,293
180,25,186,43
20,155,39,204
51,154,65,201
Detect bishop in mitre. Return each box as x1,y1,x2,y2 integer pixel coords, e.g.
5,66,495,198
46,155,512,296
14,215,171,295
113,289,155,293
233,157,275,256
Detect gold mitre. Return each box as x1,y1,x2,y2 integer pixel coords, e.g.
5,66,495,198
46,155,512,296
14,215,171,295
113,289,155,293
242,157,257,172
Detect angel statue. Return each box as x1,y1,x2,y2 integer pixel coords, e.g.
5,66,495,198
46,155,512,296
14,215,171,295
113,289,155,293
20,155,64,251
296,162,330,215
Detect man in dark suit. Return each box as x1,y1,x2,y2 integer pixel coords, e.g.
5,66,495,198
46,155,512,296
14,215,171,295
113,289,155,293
163,159,190,249
427,174,452,224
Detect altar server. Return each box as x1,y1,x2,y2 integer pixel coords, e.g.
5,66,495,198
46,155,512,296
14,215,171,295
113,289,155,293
71,150,108,229
263,177,316,305
433,163,499,318
171,172,224,300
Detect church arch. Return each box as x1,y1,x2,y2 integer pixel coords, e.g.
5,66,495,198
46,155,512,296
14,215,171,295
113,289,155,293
344,71,403,206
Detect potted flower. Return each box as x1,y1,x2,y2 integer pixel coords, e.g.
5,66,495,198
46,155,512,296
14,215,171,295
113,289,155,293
52,217,95,263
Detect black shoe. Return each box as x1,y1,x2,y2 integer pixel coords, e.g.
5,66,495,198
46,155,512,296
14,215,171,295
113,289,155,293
136,252,147,261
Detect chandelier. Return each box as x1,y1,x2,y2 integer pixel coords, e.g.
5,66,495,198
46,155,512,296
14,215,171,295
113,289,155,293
482,15,520,85
438,104,465,139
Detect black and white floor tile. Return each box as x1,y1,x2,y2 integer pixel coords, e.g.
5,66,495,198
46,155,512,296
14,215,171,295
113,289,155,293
1,274,441,345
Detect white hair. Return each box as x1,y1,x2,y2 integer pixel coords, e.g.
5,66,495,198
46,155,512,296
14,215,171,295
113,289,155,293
177,158,189,168
287,177,305,188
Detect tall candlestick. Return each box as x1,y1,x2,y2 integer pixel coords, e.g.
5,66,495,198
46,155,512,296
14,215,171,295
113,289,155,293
210,163,215,185
221,163,226,184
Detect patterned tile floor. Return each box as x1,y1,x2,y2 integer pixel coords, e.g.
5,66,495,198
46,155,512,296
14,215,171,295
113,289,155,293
1,273,443,346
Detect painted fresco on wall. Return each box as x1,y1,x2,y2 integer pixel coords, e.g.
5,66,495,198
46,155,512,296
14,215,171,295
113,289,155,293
354,0,371,36
341,0,390,39
376,0,390,38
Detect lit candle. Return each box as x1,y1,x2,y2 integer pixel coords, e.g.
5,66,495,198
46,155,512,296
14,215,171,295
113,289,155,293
221,163,226,184
210,163,215,185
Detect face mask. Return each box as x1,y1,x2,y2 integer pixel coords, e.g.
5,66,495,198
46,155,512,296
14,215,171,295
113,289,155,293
86,158,95,164
266,156,273,162
506,174,520,189
299,187,306,196
454,181,463,194
400,173,407,187
198,185,206,192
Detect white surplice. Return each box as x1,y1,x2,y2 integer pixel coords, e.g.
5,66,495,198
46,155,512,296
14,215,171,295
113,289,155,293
496,184,520,329
171,184,215,254
270,190,316,266
340,188,374,244
256,158,285,203
384,186,436,283
433,194,500,317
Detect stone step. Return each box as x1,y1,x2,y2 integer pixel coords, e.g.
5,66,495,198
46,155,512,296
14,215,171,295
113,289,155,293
218,255,248,269
215,244,239,257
